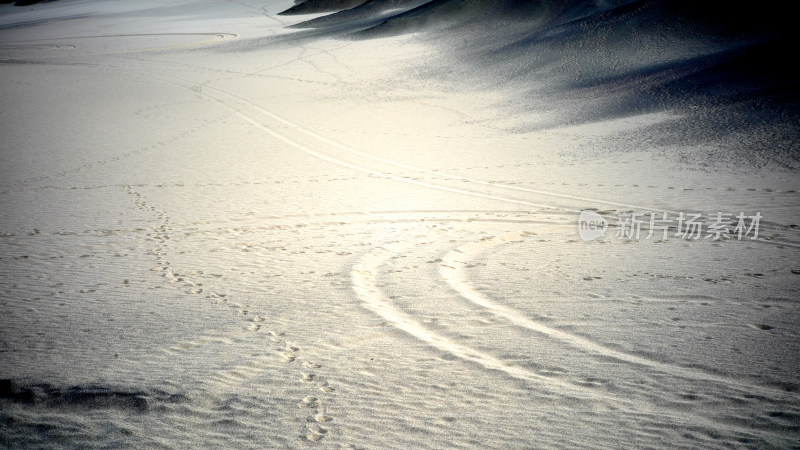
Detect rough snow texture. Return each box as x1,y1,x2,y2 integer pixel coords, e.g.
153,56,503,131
1,0,799,448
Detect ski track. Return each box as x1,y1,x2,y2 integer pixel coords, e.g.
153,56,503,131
438,229,799,399
348,232,798,438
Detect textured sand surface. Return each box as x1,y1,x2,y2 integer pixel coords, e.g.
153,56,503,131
1,1,799,448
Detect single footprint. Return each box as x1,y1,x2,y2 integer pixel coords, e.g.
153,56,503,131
281,345,299,362
301,373,316,383
298,396,318,409
313,408,332,423
306,424,327,442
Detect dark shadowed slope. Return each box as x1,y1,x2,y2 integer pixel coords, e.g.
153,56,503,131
279,0,371,15
287,0,431,30
269,0,798,167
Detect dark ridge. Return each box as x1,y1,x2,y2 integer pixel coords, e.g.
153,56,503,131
344,0,795,40
290,0,429,30
0,379,188,412
352,0,576,38
279,0,370,15
14,0,59,6
502,1,797,114
442,0,794,105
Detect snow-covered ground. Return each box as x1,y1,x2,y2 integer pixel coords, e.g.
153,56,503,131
1,0,798,447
